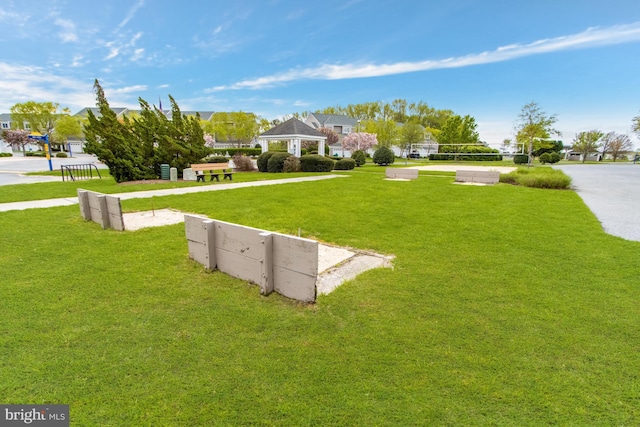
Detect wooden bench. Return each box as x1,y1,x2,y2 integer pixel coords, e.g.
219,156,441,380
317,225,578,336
455,170,500,185
385,168,419,180
190,163,234,182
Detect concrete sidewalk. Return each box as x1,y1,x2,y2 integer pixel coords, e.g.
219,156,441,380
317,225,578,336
0,175,347,213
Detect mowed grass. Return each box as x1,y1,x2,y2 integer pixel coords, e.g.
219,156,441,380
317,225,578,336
1,170,639,425
0,171,323,204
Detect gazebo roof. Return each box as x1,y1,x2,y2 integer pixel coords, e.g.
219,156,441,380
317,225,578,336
260,118,325,138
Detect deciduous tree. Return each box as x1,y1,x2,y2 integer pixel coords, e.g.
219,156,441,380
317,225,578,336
398,122,424,157
342,132,378,152
53,114,84,150
10,101,68,136
437,115,479,151
2,129,31,153
515,102,560,167
602,132,634,161
572,130,604,163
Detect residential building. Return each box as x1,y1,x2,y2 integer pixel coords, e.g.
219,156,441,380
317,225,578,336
305,113,359,135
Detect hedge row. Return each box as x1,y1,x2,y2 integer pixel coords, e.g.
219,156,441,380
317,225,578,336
210,148,262,157
429,153,503,161
0,153,13,157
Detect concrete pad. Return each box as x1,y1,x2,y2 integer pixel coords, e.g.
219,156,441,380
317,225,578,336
318,245,355,273
452,182,491,186
408,165,516,173
317,252,394,295
123,209,187,231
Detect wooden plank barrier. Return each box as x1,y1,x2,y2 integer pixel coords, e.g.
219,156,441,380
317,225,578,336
77,189,125,231
185,215,319,302
385,168,419,180
454,170,500,185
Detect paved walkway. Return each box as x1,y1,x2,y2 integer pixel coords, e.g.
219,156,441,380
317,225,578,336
0,175,347,213
554,164,640,242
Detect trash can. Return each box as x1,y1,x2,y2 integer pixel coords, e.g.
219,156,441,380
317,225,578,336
160,164,170,180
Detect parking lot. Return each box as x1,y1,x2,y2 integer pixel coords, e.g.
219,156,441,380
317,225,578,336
554,163,640,242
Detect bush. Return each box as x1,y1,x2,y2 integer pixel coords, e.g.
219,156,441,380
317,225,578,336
204,156,228,163
500,168,571,189
257,151,278,172
0,153,13,157
300,154,335,172
231,154,255,172
372,146,395,166
513,154,529,164
334,158,356,170
267,152,294,173
352,150,366,166
539,152,560,164
26,151,46,157
56,152,68,158
283,156,301,172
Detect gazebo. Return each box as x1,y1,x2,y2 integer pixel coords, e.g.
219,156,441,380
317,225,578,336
258,118,327,157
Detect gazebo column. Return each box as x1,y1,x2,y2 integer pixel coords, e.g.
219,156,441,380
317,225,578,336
259,139,268,153
289,138,301,157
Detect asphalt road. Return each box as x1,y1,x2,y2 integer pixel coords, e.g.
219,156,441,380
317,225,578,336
554,163,640,242
0,153,106,186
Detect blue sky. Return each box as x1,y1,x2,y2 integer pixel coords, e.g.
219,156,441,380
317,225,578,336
1,0,639,147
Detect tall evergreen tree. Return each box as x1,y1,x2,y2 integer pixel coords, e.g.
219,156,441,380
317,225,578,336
84,80,154,182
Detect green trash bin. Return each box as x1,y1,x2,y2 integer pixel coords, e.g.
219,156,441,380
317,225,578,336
160,164,170,180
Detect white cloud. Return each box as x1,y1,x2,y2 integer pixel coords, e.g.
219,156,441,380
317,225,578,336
117,0,145,30
103,32,144,61
54,18,78,43
131,48,145,61
0,62,94,112
210,21,640,91
109,85,148,95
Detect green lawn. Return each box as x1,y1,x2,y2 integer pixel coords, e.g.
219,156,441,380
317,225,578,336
1,169,639,425
0,171,325,204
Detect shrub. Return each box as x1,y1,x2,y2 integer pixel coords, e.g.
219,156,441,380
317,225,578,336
267,152,294,173
300,154,335,172
500,168,571,189
232,154,255,172
204,156,228,163
334,158,356,170
352,150,366,166
56,152,68,158
26,151,46,157
539,153,552,164
372,146,395,166
257,151,278,172
0,153,13,157
539,152,561,164
283,156,301,172
513,154,529,164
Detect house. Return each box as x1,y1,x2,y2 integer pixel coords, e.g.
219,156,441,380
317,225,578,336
305,113,359,135
565,150,602,161
0,113,41,153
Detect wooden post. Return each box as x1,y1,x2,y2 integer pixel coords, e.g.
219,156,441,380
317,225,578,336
97,195,110,229
259,232,274,295
205,220,216,271
77,190,91,220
